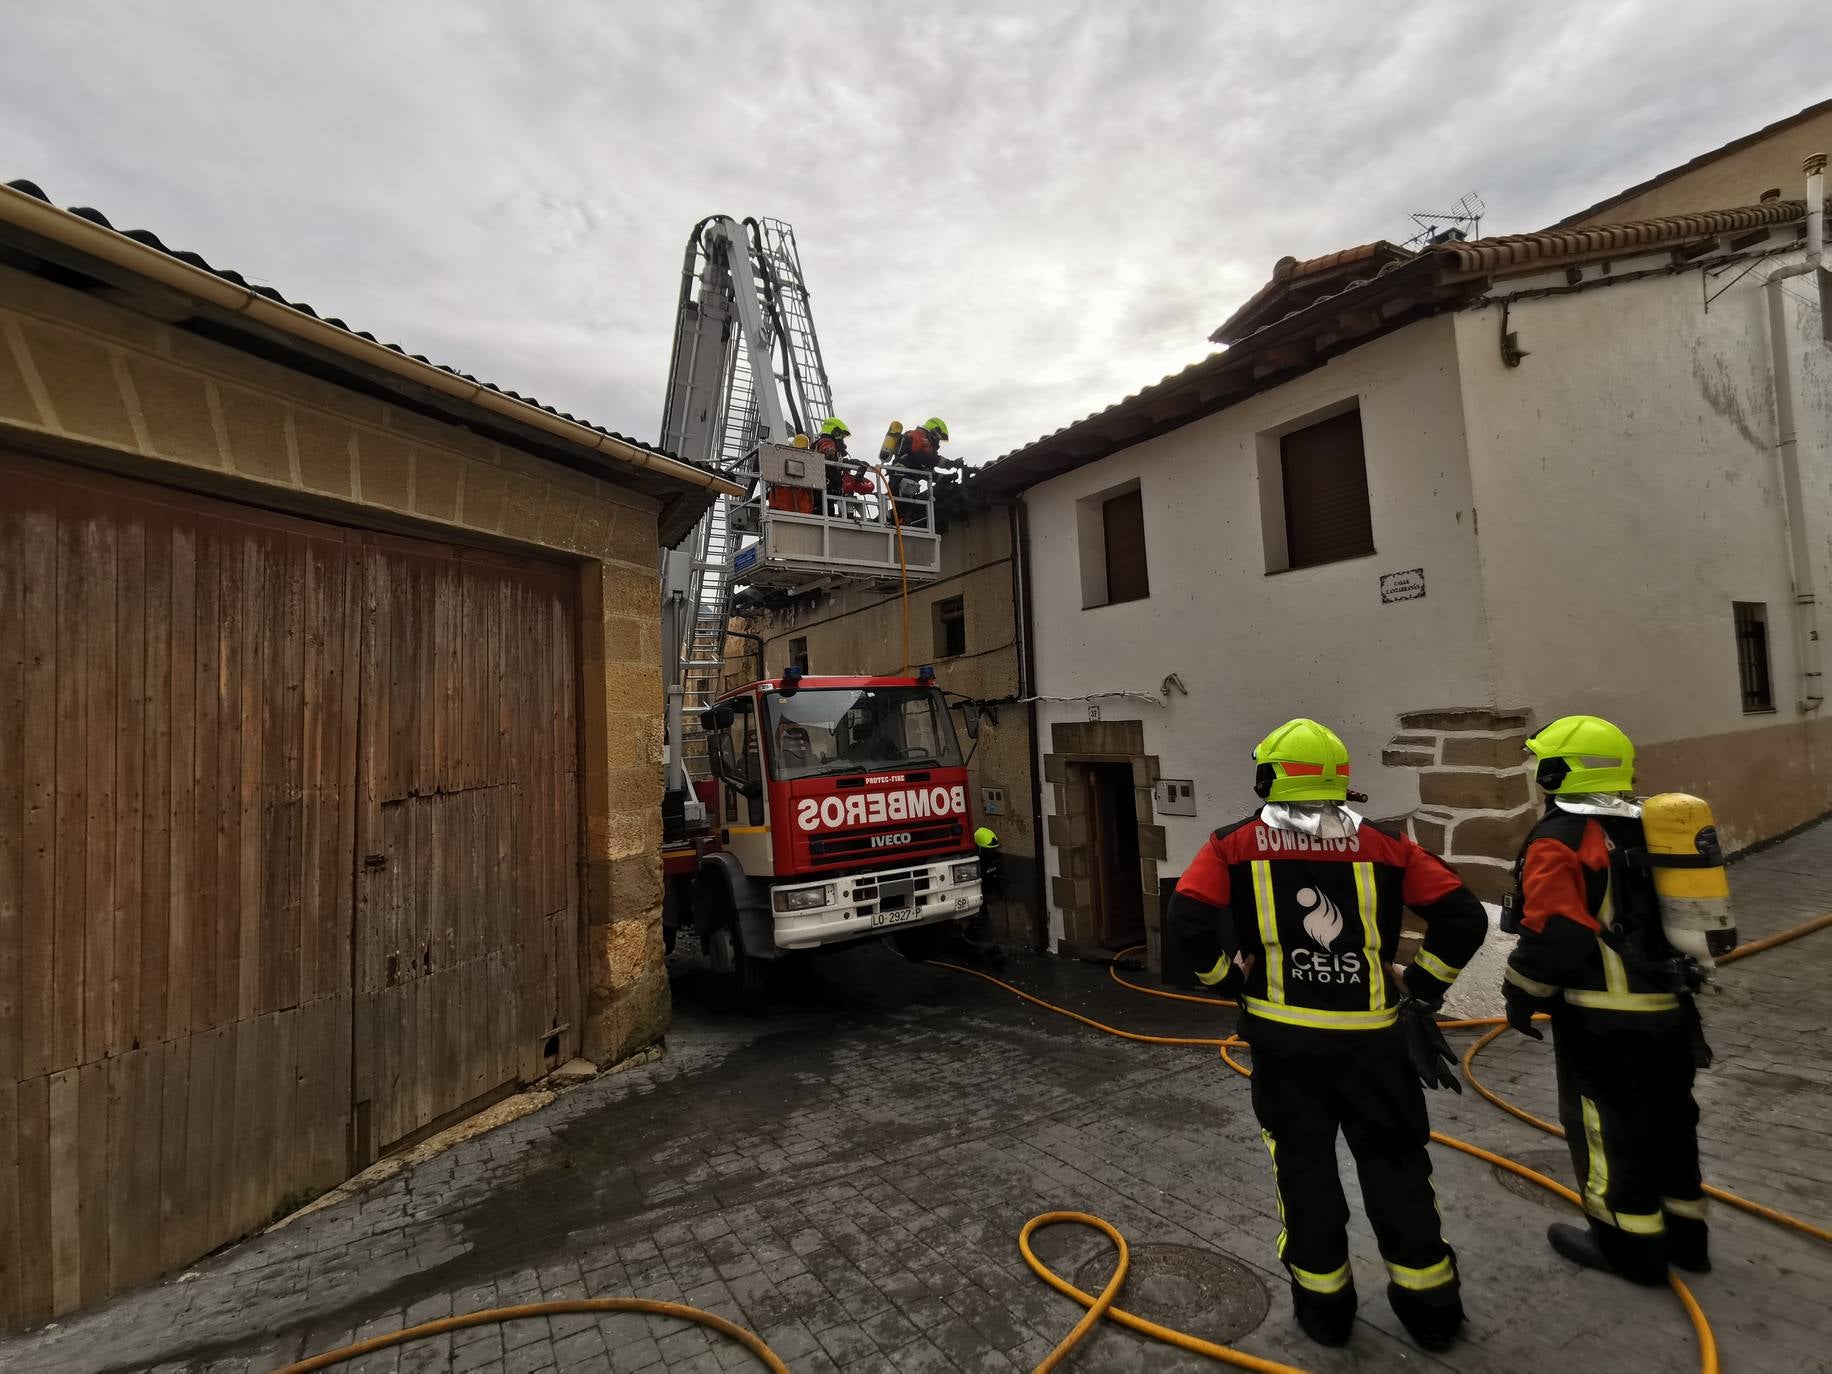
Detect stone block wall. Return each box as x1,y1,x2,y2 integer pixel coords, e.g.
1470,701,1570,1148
0,263,673,1066
1385,708,1536,903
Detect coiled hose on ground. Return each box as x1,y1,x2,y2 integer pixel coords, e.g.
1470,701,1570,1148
277,913,1832,1374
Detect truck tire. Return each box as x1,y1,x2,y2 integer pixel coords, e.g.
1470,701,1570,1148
703,886,768,1012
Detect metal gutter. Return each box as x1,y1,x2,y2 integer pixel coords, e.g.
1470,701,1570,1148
0,182,744,499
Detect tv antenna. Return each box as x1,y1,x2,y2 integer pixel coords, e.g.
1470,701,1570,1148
1404,192,1484,249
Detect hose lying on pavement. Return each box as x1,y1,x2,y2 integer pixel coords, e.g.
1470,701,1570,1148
277,912,1830,1373
274,1298,789,1374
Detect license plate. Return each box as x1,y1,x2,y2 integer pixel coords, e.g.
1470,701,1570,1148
870,906,921,928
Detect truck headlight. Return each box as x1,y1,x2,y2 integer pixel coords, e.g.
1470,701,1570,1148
773,885,833,913
951,861,980,884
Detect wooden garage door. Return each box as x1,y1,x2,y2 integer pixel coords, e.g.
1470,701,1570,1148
0,453,581,1327
0,453,359,1328
352,535,580,1160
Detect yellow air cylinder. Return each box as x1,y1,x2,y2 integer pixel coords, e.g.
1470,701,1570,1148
878,420,904,465
1641,793,1737,967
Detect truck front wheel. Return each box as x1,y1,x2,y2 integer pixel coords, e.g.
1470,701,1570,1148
704,890,768,1011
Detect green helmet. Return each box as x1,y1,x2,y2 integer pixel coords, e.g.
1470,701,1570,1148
923,417,949,440
1526,715,1635,795
1253,718,1351,803
974,826,999,849
820,417,850,438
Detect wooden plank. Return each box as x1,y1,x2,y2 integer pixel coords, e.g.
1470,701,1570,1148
165,520,195,1041
228,1014,264,1240
76,1059,110,1306
0,1082,17,1330
15,1075,52,1327
141,509,174,1051
269,1008,298,1219
52,505,87,1076
128,1046,163,1288
206,1019,238,1246
332,539,359,1007
105,1052,130,1294
189,525,221,1035
237,532,266,1021
184,1025,222,1266
213,531,242,1031
18,494,57,1078
156,1037,191,1272
300,543,326,1006
351,543,385,1154
112,508,146,1057
82,506,117,1065
0,491,24,1086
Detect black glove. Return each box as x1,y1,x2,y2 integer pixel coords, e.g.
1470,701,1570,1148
1398,997,1461,1093
1503,979,1546,1040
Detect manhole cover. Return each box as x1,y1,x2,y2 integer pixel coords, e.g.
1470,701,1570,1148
1073,1243,1269,1342
1492,1147,1577,1210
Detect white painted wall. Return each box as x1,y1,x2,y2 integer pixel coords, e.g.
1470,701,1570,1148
1024,315,1495,943
1456,251,1832,747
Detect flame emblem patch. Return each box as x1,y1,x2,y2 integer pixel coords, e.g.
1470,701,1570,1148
1298,887,1345,948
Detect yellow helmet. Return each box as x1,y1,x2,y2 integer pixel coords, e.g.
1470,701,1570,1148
1525,714,1636,795
923,417,949,440
1253,718,1351,803
819,416,851,438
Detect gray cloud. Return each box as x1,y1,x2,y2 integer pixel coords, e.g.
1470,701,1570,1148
1,1,1821,462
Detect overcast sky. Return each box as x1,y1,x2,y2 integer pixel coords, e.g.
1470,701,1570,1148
1,3,1823,462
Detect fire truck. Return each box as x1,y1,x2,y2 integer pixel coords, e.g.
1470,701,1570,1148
667,670,983,1003
654,216,984,1004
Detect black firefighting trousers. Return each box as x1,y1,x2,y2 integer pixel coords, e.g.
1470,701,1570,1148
1552,1008,1706,1280
1249,1033,1461,1325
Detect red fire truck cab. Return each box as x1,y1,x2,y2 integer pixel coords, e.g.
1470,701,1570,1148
663,671,984,1005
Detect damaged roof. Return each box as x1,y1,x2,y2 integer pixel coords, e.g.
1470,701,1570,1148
974,198,1816,497
0,177,740,541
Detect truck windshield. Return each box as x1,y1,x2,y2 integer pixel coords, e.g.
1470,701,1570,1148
764,687,964,781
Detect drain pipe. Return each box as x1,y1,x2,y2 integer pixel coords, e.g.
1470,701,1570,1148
1768,153,1828,713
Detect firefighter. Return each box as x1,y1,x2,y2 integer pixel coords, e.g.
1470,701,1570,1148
1502,714,1711,1285
1167,719,1486,1351
893,417,960,528
974,826,1006,903
812,417,855,516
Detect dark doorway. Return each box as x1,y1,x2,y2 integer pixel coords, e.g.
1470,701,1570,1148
1085,763,1145,949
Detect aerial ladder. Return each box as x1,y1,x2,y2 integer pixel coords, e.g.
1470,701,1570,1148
657,216,943,822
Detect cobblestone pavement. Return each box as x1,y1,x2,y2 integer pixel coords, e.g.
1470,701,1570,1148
6,828,1832,1374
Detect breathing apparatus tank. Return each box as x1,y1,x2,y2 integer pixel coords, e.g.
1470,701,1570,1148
877,420,904,467
1636,793,1738,969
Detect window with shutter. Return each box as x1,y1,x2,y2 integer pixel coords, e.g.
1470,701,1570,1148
1280,409,1374,569
1102,488,1150,604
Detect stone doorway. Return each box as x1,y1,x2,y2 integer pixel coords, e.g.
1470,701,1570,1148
1042,720,1167,964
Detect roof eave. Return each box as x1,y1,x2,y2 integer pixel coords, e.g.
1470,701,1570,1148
0,183,743,510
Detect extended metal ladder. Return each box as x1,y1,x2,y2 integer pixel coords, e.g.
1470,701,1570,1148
660,216,839,790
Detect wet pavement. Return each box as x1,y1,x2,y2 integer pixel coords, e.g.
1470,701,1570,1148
4,829,1831,1373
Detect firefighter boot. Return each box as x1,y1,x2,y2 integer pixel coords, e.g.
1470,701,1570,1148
1547,1223,1667,1287
1388,1282,1464,1353
1665,1214,1710,1274
1289,1281,1357,1347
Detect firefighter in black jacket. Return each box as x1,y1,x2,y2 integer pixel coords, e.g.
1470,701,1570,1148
1168,718,1487,1352
1502,714,1711,1285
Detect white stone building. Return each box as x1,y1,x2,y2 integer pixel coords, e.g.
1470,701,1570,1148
976,180,1831,962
